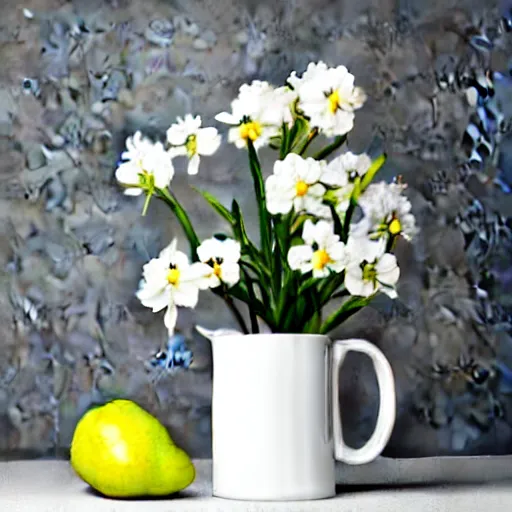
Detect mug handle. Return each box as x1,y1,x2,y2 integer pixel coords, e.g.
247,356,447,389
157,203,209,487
331,338,396,464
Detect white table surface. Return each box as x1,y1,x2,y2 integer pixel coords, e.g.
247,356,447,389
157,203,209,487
2,457,512,511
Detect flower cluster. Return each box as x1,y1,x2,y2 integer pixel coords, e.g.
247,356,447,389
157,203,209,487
115,60,417,336
136,237,241,334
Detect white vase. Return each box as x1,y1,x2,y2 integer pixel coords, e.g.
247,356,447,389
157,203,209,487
197,328,396,501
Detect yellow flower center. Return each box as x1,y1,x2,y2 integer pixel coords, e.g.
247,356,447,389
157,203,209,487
328,90,340,114
389,218,402,235
186,134,197,157
167,268,180,285
239,121,262,142
362,262,377,283
312,249,331,270
295,180,309,197
213,262,222,278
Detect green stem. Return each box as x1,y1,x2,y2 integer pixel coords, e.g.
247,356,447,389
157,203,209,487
342,197,357,243
214,287,249,334
156,187,200,261
247,140,272,266
141,191,152,216
286,117,308,154
280,123,289,160
313,135,346,161
360,153,387,192
298,128,319,156
239,259,266,278
319,296,369,334
241,268,260,333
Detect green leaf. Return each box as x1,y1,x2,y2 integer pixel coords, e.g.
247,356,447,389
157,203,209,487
239,258,263,277
274,268,297,327
299,284,323,333
239,258,271,303
341,196,358,243
231,200,253,247
229,282,276,332
286,117,305,154
211,286,249,334
298,127,319,156
241,268,260,333
273,213,292,261
272,234,282,306
302,280,323,333
280,122,289,160
319,295,371,334
279,274,301,331
313,134,347,161
156,188,200,261
330,288,350,300
297,276,321,295
329,204,343,239
290,213,314,237
288,117,310,153
318,272,346,306
230,202,271,286
193,188,235,225
247,139,272,264
360,153,387,192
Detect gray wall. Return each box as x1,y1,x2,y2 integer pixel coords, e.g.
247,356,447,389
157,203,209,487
0,0,511,459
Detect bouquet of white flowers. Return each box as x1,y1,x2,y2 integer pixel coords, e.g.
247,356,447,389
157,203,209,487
115,61,417,336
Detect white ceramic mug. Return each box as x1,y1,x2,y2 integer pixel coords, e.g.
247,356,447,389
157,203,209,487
198,329,396,501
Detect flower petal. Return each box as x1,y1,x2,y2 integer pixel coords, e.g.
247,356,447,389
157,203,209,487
115,162,139,185
206,273,222,288
137,287,170,312
173,282,200,308
220,239,241,262
197,238,218,263
187,153,200,175
158,239,178,264
265,175,294,215
220,262,240,287
197,128,221,155
124,187,143,196
344,267,375,297
376,253,400,287
168,146,188,158
287,245,313,272
164,303,178,334
167,125,188,146
185,262,214,290
215,112,239,125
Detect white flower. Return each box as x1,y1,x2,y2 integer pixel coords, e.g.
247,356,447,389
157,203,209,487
115,131,174,196
166,114,221,175
288,219,348,278
351,182,417,241
215,81,295,150
197,237,241,288
319,152,372,217
265,85,297,126
344,237,400,298
288,61,366,137
265,153,330,216
136,239,212,334
323,152,372,184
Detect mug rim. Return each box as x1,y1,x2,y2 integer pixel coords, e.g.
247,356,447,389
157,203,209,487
228,333,329,341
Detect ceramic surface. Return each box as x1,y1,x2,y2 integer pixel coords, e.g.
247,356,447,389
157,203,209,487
200,330,396,500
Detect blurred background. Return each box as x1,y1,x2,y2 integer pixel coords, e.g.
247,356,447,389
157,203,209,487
1,0,512,460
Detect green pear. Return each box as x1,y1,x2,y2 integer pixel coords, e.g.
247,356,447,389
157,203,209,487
70,399,195,498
